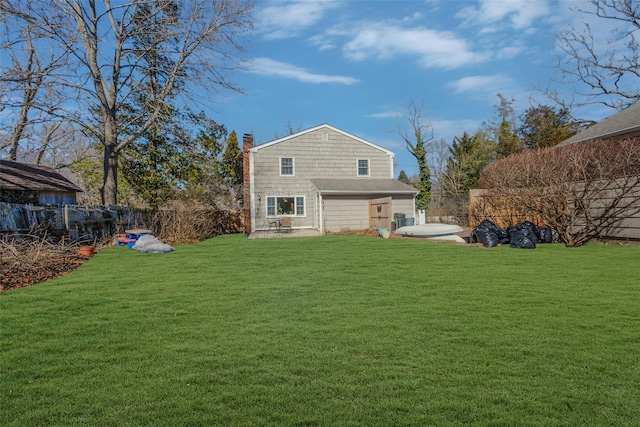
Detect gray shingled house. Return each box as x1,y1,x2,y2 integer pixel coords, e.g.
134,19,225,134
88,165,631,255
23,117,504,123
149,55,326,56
243,124,418,234
0,160,82,207
559,102,640,146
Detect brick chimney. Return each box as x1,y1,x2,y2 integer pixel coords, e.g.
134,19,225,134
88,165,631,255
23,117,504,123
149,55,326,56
242,134,253,235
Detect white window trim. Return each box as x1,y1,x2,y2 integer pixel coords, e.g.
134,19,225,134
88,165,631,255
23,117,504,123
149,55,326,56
357,158,370,177
280,157,295,176
322,132,329,141
266,195,306,217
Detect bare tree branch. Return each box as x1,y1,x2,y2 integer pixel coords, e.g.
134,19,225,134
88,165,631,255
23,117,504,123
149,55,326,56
554,0,640,110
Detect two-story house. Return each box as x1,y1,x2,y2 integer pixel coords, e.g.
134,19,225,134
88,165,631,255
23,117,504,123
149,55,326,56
243,124,418,235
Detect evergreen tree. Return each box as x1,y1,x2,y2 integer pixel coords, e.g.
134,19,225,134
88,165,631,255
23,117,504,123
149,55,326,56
221,131,243,185
443,131,495,195
487,94,524,159
119,1,184,207
518,105,578,149
397,170,411,185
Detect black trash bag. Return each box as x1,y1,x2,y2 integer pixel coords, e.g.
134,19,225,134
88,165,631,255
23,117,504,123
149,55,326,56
537,227,553,243
507,221,539,243
476,229,499,247
471,220,500,247
509,222,538,249
498,227,510,244
509,229,537,249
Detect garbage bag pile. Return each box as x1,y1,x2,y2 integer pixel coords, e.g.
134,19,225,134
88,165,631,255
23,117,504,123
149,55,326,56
471,219,554,249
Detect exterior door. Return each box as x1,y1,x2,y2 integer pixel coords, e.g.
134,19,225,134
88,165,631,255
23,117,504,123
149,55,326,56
369,197,391,230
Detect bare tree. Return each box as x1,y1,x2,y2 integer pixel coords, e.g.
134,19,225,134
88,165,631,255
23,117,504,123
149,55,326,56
429,138,449,185
0,0,71,161
476,137,640,247
555,0,640,109
2,0,253,206
398,99,433,211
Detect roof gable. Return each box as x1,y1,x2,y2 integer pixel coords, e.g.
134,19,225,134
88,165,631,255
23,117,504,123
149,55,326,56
560,102,640,145
250,124,394,156
0,160,82,193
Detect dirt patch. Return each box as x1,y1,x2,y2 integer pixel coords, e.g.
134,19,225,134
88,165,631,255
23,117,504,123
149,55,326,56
332,228,381,237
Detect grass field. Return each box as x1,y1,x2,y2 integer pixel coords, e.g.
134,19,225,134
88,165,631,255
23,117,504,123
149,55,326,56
1,234,639,426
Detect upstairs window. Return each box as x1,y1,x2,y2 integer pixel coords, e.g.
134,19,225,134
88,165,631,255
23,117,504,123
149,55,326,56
357,159,369,176
280,157,294,176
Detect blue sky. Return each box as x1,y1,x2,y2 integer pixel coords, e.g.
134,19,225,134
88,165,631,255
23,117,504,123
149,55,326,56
214,0,615,177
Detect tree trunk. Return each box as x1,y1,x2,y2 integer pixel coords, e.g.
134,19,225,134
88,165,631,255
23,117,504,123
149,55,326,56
102,114,119,206
8,87,38,161
102,144,118,206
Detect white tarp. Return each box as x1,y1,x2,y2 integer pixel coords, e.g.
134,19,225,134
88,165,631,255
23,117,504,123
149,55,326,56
132,234,174,253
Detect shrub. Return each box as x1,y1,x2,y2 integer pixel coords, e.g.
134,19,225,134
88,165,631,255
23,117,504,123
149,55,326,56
145,201,243,244
474,137,640,247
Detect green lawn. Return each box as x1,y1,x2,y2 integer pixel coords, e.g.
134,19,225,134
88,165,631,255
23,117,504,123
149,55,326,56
2,234,639,426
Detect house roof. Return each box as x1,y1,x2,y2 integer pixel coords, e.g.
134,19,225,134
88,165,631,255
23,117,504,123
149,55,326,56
559,102,640,145
312,179,418,195
0,160,82,193
250,124,395,157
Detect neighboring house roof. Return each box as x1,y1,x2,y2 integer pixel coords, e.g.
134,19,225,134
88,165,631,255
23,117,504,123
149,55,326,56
559,102,640,145
0,160,82,193
250,123,395,156
312,179,418,195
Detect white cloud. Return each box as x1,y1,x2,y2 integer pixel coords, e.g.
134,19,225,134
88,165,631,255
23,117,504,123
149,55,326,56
457,0,551,30
308,34,336,51
366,110,402,119
342,23,485,69
447,74,517,96
248,57,359,85
255,1,342,40
496,45,525,60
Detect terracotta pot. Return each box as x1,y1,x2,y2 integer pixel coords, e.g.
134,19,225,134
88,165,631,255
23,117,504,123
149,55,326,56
79,246,96,257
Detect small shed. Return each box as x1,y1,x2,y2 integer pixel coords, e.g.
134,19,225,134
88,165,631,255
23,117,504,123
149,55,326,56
0,160,82,207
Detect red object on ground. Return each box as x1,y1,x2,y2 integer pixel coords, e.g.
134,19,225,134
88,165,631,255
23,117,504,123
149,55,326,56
117,237,137,243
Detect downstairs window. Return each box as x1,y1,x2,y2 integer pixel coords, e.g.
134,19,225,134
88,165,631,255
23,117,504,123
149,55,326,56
267,196,305,216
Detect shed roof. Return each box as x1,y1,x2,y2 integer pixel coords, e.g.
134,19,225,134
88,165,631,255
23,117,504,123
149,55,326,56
559,102,640,145
312,179,418,195
0,160,82,193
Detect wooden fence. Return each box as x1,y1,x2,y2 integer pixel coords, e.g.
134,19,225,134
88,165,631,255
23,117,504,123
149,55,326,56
0,203,144,241
469,180,640,242
1,202,244,243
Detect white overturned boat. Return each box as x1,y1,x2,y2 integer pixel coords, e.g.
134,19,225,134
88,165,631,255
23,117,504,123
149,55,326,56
394,223,464,239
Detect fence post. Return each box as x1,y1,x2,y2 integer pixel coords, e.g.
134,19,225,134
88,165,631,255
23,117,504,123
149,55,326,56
63,204,69,232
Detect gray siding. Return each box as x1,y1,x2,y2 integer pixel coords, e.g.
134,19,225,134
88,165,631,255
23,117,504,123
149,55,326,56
390,195,415,220
253,127,392,180
322,196,371,232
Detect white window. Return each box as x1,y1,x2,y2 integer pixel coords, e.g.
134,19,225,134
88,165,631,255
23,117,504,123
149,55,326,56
357,159,369,176
322,132,329,141
280,157,294,176
267,196,305,216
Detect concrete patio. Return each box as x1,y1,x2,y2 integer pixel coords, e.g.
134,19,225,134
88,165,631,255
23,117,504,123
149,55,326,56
248,228,323,239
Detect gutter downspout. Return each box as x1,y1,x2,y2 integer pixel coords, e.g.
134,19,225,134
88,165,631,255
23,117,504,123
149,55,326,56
318,192,324,234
